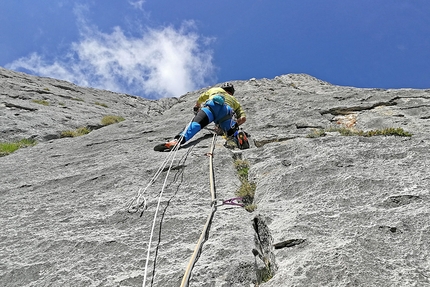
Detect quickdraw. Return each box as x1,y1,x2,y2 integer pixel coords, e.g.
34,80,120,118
216,197,244,207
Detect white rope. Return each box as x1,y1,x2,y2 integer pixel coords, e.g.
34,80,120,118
140,118,194,287
127,146,176,213
127,118,193,213
142,139,182,287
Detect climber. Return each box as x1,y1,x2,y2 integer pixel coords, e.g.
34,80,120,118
154,82,248,151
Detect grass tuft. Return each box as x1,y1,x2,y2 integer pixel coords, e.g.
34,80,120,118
234,159,250,181
32,99,49,106
0,139,37,156
307,127,412,138
101,115,125,126
60,127,91,138
234,159,257,211
95,102,109,108
60,115,124,139
363,127,412,137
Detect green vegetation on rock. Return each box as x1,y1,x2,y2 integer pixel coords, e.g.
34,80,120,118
32,99,50,106
95,102,109,108
60,127,91,138
234,159,257,212
307,127,412,138
0,139,37,156
101,115,125,126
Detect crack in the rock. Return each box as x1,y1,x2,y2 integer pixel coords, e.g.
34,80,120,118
162,164,186,172
252,215,277,285
23,89,52,95
254,136,296,148
320,100,398,116
273,239,306,249
51,84,83,93
399,104,430,110
3,102,38,111
296,124,325,129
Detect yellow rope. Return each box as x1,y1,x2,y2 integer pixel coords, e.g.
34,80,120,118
180,133,217,287
208,134,217,202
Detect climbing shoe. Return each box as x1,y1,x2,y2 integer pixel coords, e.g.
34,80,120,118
235,130,250,150
153,139,179,152
165,139,179,150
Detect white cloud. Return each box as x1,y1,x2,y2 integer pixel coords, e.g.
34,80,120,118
8,20,215,99
129,0,146,11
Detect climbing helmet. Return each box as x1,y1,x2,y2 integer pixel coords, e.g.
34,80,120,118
221,82,235,95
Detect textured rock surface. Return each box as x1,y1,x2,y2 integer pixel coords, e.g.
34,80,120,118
1,68,429,286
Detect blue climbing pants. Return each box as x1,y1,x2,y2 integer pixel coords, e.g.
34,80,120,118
179,100,237,143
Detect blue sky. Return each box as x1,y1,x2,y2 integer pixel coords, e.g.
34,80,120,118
1,1,429,99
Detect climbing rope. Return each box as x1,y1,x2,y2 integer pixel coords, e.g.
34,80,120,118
131,120,243,287
130,118,194,287
142,136,183,287
180,133,218,287
127,118,194,214
149,146,195,287
208,133,217,203
127,142,178,214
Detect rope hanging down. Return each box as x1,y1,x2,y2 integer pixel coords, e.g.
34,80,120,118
127,118,194,214
131,121,241,287
149,147,194,287
180,133,218,287
142,135,183,287
127,144,177,214
129,118,194,287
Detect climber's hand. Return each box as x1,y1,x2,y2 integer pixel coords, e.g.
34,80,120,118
237,116,246,125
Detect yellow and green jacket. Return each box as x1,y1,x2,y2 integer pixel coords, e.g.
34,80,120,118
196,87,246,119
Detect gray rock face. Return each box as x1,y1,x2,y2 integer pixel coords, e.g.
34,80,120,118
0,67,178,142
1,68,429,286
